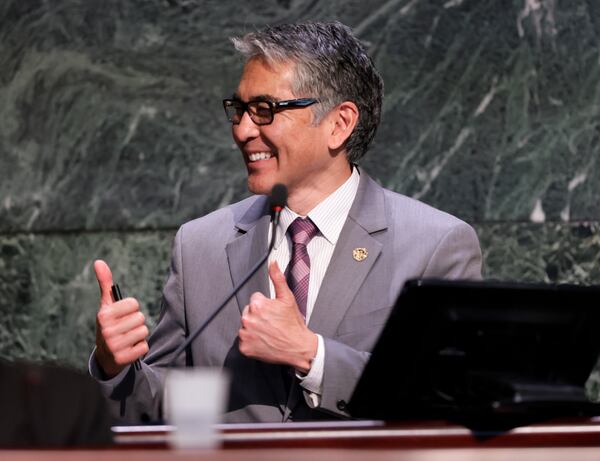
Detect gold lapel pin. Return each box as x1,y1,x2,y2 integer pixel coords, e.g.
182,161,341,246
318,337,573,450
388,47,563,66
353,248,368,262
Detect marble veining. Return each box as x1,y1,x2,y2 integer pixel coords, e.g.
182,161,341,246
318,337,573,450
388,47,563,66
1,0,599,231
0,1,599,399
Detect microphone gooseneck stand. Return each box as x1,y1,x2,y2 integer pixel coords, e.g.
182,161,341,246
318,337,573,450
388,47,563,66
166,184,288,368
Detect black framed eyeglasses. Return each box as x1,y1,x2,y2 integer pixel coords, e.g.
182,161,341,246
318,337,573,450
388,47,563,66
222,98,319,126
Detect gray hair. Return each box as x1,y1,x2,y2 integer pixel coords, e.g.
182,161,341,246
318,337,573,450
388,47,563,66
231,21,384,163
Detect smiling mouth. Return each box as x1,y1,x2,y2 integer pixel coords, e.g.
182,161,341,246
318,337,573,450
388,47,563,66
247,152,274,162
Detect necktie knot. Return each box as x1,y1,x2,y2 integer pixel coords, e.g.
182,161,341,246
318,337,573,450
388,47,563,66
287,217,318,246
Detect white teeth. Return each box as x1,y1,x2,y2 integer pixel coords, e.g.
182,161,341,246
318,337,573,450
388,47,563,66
248,152,273,162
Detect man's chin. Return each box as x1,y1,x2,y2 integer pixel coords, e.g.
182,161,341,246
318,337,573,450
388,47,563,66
247,176,279,196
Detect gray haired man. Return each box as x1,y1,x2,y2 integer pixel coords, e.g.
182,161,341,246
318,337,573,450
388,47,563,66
91,21,482,423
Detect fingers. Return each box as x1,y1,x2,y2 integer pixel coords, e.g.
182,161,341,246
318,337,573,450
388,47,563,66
101,309,146,337
95,296,149,376
92,261,149,376
97,297,142,325
249,291,267,306
268,261,294,302
94,259,114,306
104,324,150,357
241,304,250,322
240,303,254,330
97,298,145,345
110,340,150,368
130,341,150,361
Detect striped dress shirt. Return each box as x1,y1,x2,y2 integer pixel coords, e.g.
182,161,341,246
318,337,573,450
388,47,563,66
267,167,360,406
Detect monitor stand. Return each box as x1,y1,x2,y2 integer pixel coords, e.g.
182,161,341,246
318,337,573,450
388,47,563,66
437,372,600,432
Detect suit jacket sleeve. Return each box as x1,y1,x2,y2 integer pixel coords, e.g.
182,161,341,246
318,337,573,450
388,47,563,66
90,228,187,423
318,221,482,417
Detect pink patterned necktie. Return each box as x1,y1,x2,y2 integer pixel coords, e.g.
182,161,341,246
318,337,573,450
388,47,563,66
286,217,319,319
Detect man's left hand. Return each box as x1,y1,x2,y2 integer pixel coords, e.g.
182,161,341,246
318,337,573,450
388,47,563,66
238,262,318,373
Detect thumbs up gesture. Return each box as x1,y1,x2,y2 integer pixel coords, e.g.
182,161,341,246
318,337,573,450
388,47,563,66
238,262,318,373
93,260,149,378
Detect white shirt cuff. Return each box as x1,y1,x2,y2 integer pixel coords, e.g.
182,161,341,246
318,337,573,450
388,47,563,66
296,334,324,408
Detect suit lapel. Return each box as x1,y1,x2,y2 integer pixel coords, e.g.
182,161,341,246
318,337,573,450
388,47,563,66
307,218,383,337
225,220,270,314
225,197,289,417
308,170,387,336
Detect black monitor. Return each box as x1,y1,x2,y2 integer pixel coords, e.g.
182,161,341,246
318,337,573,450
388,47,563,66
347,279,600,426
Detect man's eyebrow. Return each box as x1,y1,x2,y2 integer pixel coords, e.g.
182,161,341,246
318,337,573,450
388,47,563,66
251,94,280,102
230,93,281,102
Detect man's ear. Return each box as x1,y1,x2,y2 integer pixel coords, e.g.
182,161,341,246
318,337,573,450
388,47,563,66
327,101,359,151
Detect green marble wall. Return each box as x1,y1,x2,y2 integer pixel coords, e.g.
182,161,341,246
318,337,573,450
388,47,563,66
1,0,599,394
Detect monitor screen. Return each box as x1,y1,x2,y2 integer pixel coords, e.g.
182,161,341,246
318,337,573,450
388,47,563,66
348,279,600,422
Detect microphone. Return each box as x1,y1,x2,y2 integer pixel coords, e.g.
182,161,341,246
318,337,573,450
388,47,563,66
270,183,287,214
167,184,288,367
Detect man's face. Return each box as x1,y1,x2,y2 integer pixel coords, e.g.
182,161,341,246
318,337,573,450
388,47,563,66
232,58,346,201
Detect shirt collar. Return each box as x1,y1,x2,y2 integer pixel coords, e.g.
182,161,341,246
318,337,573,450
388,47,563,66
273,167,361,249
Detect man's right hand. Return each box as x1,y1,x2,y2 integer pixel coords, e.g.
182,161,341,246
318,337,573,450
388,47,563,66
93,260,149,378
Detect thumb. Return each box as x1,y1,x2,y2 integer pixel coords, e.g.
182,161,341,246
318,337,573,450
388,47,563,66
94,259,115,306
269,261,294,304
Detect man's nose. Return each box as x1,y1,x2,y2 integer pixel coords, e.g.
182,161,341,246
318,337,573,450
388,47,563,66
232,111,260,142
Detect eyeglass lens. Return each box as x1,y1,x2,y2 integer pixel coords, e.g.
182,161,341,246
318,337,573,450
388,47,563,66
226,101,273,125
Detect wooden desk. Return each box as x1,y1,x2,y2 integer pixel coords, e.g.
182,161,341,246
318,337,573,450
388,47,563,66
113,418,600,448
3,419,600,460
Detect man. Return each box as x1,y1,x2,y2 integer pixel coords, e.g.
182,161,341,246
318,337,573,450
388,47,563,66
91,21,482,423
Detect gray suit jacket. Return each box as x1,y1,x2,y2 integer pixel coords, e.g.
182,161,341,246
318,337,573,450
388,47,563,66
94,170,482,423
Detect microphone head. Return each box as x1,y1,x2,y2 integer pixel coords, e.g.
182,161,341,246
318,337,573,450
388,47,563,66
270,183,287,212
